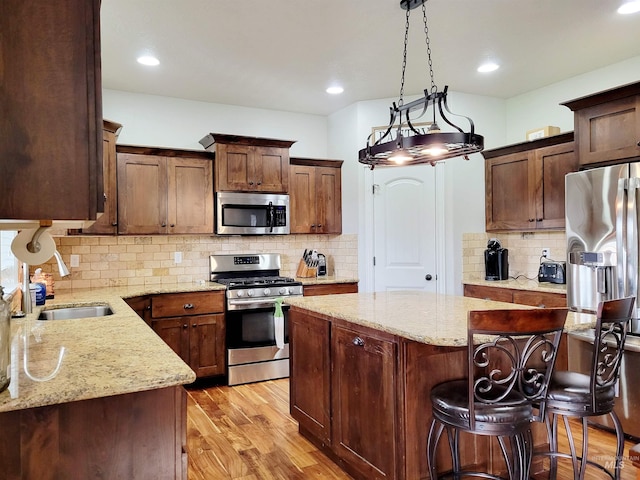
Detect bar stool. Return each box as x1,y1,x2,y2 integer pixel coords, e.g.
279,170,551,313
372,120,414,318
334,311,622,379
541,296,635,480
426,308,568,480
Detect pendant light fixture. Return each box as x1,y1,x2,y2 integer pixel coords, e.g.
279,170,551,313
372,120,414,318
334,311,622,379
358,0,484,168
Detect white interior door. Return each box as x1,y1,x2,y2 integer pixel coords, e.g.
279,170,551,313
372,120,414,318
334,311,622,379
372,165,438,292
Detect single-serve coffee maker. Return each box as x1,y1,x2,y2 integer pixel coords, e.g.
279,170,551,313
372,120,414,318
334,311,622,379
484,238,508,281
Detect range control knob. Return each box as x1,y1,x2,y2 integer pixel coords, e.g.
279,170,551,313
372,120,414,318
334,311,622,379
247,289,254,297
236,290,244,298
279,287,289,295
263,288,271,296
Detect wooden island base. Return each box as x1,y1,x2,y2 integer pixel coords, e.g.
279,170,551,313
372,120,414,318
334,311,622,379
0,386,186,480
289,299,560,480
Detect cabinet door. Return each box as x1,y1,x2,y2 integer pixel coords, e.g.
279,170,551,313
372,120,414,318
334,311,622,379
290,310,331,445
575,95,640,166
485,152,533,231
167,157,214,234
80,120,122,234
152,317,190,364
252,146,289,193
533,142,577,229
290,165,317,233
332,324,398,479
215,143,252,191
152,291,225,318
189,314,225,378
303,283,358,296
125,295,152,325
316,167,342,234
0,0,102,220
117,154,168,234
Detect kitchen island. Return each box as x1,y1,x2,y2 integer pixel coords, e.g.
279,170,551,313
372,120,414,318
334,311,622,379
286,291,593,480
0,283,223,480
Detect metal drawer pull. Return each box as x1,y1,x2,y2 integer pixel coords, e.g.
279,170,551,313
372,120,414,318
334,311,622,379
183,303,194,310
352,336,365,347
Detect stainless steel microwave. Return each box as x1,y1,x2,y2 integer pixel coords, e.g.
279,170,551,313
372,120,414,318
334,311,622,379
216,192,290,235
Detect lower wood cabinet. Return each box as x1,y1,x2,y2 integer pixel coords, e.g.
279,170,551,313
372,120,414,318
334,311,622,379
290,306,559,480
0,386,187,480
151,291,225,379
332,324,398,480
463,284,566,307
290,311,332,445
290,309,399,480
124,295,152,324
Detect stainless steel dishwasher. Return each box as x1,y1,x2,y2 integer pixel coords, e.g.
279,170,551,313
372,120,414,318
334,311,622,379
567,330,640,440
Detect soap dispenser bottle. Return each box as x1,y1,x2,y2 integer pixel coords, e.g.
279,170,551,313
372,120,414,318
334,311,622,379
0,285,10,393
31,268,46,306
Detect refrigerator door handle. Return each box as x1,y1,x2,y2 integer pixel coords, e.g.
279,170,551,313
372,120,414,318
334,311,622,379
617,178,628,297
628,177,640,301
617,178,640,297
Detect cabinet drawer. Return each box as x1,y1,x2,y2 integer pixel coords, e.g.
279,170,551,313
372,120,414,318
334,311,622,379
303,282,358,296
152,291,225,318
463,284,513,303
512,291,566,308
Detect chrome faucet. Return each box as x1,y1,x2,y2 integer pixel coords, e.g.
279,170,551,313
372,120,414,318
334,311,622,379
21,250,70,315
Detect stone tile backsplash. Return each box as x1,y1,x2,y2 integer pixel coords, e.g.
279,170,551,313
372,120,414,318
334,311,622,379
37,234,358,290
462,231,567,281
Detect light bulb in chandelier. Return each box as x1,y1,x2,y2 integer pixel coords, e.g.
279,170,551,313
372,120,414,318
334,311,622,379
389,149,412,164
421,144,448,157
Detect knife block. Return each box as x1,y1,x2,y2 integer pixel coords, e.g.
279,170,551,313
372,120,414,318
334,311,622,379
296,259,317,278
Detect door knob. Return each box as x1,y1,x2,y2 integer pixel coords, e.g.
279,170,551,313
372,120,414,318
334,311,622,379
425,274,433,281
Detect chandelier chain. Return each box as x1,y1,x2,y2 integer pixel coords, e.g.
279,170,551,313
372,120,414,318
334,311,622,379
422,1,437,93
398,5,411,107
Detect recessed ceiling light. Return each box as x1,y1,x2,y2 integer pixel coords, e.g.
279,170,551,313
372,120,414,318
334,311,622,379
137,55,160,66
618,0,640,13
477,62,500,73
326,86,344,95
618,1,640,14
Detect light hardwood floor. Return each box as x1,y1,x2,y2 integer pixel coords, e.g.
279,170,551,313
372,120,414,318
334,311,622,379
186,379,638,480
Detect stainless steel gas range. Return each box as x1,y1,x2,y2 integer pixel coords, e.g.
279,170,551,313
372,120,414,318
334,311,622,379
210,253,303,386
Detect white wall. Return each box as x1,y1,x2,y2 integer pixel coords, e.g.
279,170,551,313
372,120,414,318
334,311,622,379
103,89,329,157
505,56,640,144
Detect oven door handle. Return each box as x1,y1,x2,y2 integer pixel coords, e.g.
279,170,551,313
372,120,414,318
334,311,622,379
227,298,292,309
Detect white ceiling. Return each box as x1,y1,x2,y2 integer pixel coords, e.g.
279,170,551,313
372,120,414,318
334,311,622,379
100,0,640,117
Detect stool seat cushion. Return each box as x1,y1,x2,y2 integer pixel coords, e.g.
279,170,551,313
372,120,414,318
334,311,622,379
546,370,615,414
431,380,533,433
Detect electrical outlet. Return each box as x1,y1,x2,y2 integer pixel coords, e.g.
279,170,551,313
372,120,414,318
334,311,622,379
541,248,550,258
174,252,182,264
70,254,80,268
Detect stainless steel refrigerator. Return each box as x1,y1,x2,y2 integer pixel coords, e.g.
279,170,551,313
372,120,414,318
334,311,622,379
565,162,640,334
565,163,640,438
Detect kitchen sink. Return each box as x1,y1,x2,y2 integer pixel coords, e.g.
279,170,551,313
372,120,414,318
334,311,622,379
38,305,113,320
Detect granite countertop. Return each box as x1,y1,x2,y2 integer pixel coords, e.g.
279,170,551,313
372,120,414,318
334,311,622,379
0,277,358,414
286,291,593,347
0,282,232,413
463,274,567,295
